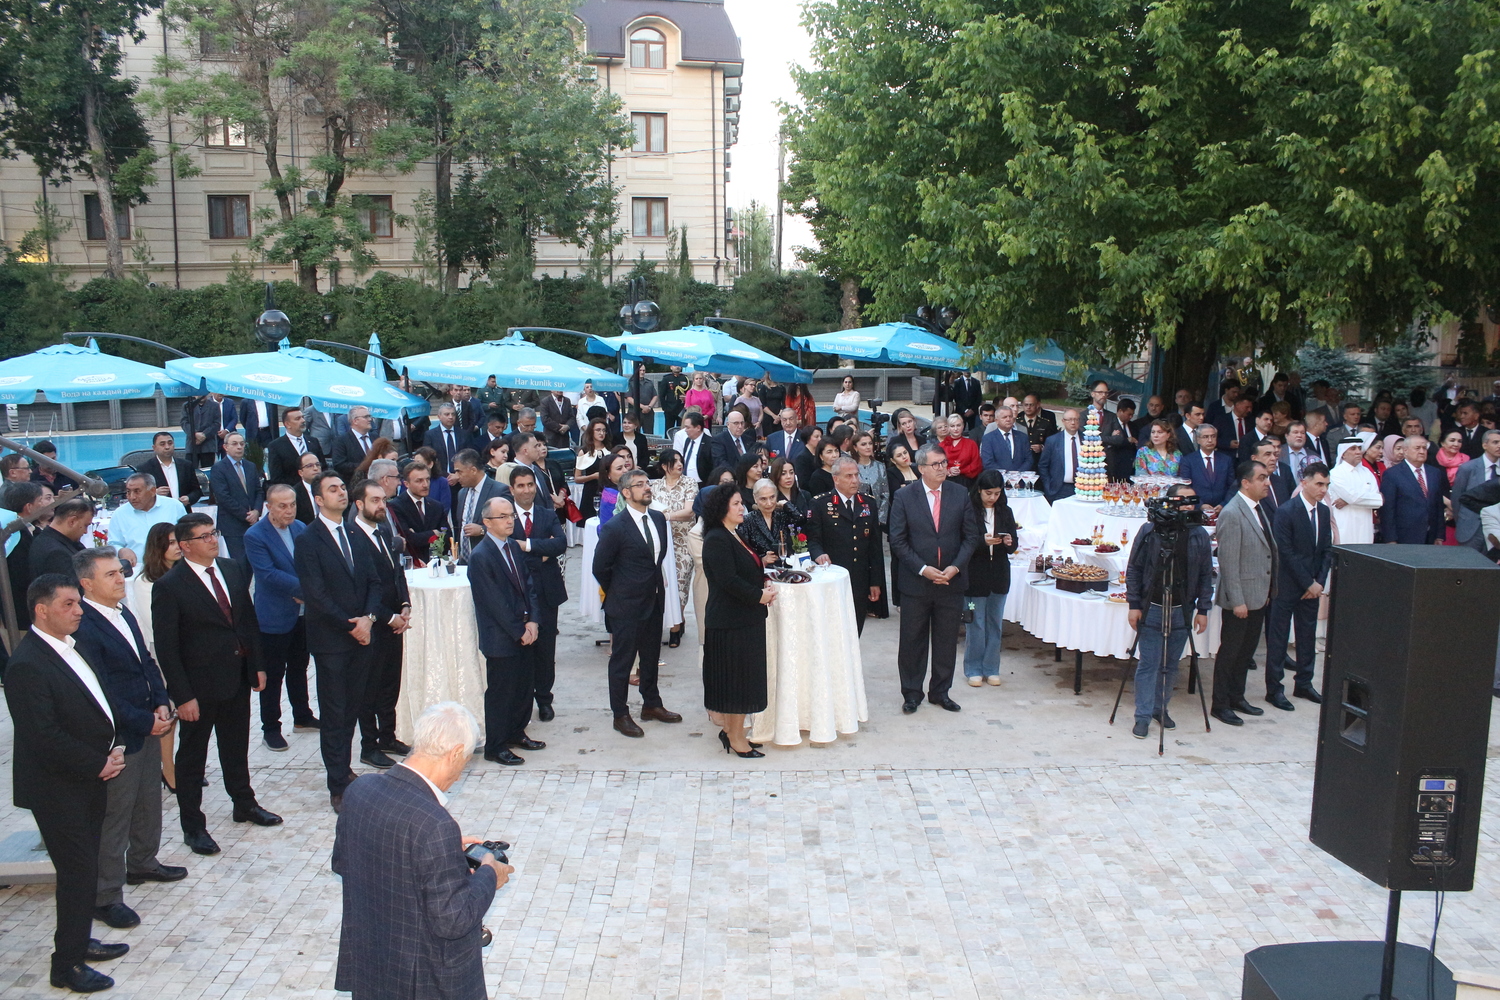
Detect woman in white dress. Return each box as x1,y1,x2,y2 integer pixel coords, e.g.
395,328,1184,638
1328,435,1382,545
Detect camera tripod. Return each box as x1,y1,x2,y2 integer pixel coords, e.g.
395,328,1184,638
1107,527,1211,755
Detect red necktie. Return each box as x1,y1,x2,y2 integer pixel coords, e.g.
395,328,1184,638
1237,417,1245,440
205,566,232,624
524,511,533,537
1415,466,1428,498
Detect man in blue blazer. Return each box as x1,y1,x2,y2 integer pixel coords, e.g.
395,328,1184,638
764,408,806,464
1036,409,1083,503
980,405,1032,473
244,485,316,751
1178,424,1234,511
72,548,181,931
1452,430,1500,549
468,496,542,765
505,467,570,721
1380,436,1447,544
711,410,756,468
1264,463,1333,711
423,404,472,475
208,432,264,564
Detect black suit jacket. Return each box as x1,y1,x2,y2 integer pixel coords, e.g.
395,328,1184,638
711,429,754,468
423,425,471,473
1273,498,1333,598
4,630,117,812
331,430,373,483
592,507,668,629
265,435,325,488
515,502,569,609
679,433,715,482
951,375,985,418
348,520,410,626
467,533,539,658
388,492,451,565
804,490,887,596
29,525,85,580
702,525,769,630
294,518,382,655
74,602,169,754
136,455,203,507
6,523,35,626
151,558,262,705
208,456,265,545
293,479,319,524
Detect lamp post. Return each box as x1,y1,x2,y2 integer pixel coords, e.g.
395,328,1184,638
618,277,660,423
255,282,291,348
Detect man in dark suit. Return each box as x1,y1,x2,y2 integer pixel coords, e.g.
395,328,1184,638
1214,396,1255,456
980,404,1033,473
538,391,576,449
208,432,264,563
136,431,202,510
291,450,322,524
678,413,715,483
712,410,755,468
265,405,326,489
1178,424,1234,512
764,408,805,464
295,472,383,812
951,371,985,429
181,393,227,469
468,496,544,764
244,485,318,750
330,405,377,483
1086,381,1130,470
1446,401,1486,459
1252,438,1295,513
1265,462,1333,712
1237,408,1274,462
1017,394,1057,461
965,403,996,443
1380,435,1447,544
1037,409,1083,503
453,449,504,562
423,404,471,474
72,548,183,930
5,574,131,993
1131,395,1168,439
888,443,980,714
506,467,569,720
806,457,886,634
349,479,413,770
4,480,48,629
592,469,683,738
1205,381,1241,426
332,703,510,1000
389,462,450,565
1175,402,1206,456
29,496,92,579
152,512,281,855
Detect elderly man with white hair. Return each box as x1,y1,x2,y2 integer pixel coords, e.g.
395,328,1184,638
333,701,513,1000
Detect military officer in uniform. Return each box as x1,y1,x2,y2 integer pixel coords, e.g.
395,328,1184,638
804,456,886,634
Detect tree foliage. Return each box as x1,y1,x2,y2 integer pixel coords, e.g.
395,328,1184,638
1365,329,1436,401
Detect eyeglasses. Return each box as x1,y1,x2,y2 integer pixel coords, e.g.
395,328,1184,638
483,513,515,521
187,530,220,542
921,460,949,470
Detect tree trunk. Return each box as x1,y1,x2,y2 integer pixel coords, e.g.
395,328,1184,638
1162,294,1227,402
435,142,460,291
80,32,124,280
839,275,860,330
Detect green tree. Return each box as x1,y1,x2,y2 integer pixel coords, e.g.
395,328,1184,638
1298,344,1365,400
788,0,1500,396
1366,330,1436,401
734,200,774,275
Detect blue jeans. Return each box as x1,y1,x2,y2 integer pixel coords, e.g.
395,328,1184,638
963,592,1008,677
1134,604,1190,723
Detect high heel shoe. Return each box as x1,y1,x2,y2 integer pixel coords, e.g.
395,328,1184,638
667,627,683,648
718,731,764,758
160,774,176,795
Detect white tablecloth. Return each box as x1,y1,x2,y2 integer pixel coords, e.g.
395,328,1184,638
1005,578,1222,659
1041,496,1148,556
1005,493,1052,533
566,483,585,546
577,516,683,628
394,566,488,743
750,565,867,745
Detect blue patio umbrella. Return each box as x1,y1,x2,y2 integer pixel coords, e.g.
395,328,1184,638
396,333,627,392
364,332,384,379
166,345,429,419
986,339,1143,393
0,340,196,404
791,322,968,370
585,326,811,384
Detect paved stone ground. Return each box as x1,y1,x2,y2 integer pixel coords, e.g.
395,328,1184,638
0,554,1496,999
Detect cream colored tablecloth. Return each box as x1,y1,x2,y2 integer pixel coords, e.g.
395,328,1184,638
578,516,683,629
1004,578,1222,659
394,566,488,743
750,564,868,746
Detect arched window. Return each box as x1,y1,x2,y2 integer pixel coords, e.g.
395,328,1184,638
630,27,665,69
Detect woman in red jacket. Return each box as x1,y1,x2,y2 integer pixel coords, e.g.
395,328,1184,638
939,413,982,488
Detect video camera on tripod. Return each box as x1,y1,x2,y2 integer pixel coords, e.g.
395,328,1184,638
1145,493,1205,537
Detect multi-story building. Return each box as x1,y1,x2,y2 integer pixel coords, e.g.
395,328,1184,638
0,0,742,289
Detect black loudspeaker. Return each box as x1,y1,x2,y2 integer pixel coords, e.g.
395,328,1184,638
1310,545,1499,892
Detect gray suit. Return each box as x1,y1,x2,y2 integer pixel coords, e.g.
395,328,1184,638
1452,456,1497,550
1212,492,1277,713
455,477,505,561
888,479,980,704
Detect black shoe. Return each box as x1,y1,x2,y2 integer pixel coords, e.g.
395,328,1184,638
330,792,343,814
484,748,525,766
1267,693,1295,711
901,699,920,714
1132,719,1150,739
293,717,321,732
719,731,765,758
85,939,128,962
1230,699,1265,716
1211,708,1244,726
184,830,220,855
50,963,113,993
504,738,545,751
1293,687,1323,704
360,750,396,769
931,697,962,712
376,740,412,756
93,903,139,929
232,804,283,826
263,732,289,751
1153,711,1176,731
537,704,556,722
613,714,645,738
126,864,187,885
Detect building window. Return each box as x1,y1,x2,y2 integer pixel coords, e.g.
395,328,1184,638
199,27,238,57
629,27,665,69
208,195,251,239
83,195,129,241
632,198,667,238
205,118,249,148
358,195,394,237
632,113,667,153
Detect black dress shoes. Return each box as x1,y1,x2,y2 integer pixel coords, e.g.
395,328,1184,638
484,748,525,766
93,903,140,929
293,717,321,732
1230,699,1265,716
376,739,412,755
640,706,683,723
1294,687,1323,704
1211,708,1244,726
537,704,556,722
330,792,344,814
931,697,962,712
126,863,187,885
360,750,397,769
901,699,920,714
184,830,221,855
1266,693,1296,711
1153,711,1176,731
232,804,283,826
505,738,545,751
613,714,645,738
51,963,113,992
85,939,129,962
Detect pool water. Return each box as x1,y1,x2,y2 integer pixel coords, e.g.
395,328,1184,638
8,431,181,472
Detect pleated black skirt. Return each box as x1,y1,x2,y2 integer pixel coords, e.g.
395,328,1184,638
702,624,768,714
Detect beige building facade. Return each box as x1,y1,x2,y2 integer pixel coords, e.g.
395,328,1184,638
0,0,742,289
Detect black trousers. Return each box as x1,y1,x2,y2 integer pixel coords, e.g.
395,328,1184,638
32,787,106,973
359,626,404,753
258,620,314,734
1213,606,1267,711
847,575,870,636
176,684,255,833
532,602,560,708
315,649,372,794
897,592,962,703
1265,595,1319,697
484,651,535,750
607,611,664,717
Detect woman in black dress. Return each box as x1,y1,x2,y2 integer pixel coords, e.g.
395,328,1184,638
768,458,812,521
807,439,841,496
700,483,777,757
792,426,822,489
732,451,763,509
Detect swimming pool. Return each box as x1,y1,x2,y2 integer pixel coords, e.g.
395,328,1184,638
7,431,181,472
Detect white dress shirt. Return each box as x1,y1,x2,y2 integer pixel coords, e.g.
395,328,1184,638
624,503,661,563
34,627,115,727
185,557,231,606
1063,433,1078,482
399,763,449,808
159,458,180,498
680,434,705,482
84,598,145,659
286,433,309,456
1302,495,1320,545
